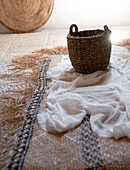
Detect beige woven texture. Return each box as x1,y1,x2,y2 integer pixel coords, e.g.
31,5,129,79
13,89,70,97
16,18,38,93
23,57,85,169
0,28,130,169
0,29,67,169
0,0,54,32
23,55,130,170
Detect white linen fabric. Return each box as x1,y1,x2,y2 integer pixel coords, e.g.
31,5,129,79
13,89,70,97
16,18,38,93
38,46,130,139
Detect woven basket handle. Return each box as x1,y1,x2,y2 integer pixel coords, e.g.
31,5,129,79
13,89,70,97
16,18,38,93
104,25,111,35
69,24,78,34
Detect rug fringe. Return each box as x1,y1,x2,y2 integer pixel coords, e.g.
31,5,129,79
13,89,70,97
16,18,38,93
113,38,130,46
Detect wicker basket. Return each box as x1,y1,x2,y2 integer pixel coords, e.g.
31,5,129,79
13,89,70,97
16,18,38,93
67,24,112,74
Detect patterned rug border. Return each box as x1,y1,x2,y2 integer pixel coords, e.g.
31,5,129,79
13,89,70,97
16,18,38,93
7,48,68,170
8,56,51,170
81,116,104,169
7,44,130,169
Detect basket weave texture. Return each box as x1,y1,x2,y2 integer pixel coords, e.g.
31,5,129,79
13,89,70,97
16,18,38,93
0,0,54,33
67,24,112,74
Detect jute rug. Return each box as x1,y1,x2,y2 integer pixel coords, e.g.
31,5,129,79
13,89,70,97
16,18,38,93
0,47,67,169
0,44,130,169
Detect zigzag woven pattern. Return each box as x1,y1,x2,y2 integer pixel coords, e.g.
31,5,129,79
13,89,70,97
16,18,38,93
81,116,103,169
8,56,50,170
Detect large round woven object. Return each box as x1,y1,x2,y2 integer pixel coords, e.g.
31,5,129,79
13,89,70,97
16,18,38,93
0,0,54,32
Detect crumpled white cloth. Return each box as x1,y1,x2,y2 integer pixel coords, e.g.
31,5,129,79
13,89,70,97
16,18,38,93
38,46,130,139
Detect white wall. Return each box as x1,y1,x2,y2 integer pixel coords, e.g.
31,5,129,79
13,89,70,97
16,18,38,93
0,0,130,33
44,0,130,28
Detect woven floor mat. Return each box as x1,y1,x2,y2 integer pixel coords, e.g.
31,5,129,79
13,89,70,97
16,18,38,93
23,116,130,169
1,46,130,170
23,51,130,170
0,47,67,170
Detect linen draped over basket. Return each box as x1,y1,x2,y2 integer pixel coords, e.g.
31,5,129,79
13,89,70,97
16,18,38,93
0,0,54,32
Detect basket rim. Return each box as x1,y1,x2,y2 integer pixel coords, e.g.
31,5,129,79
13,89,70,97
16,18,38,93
67,29,108,40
